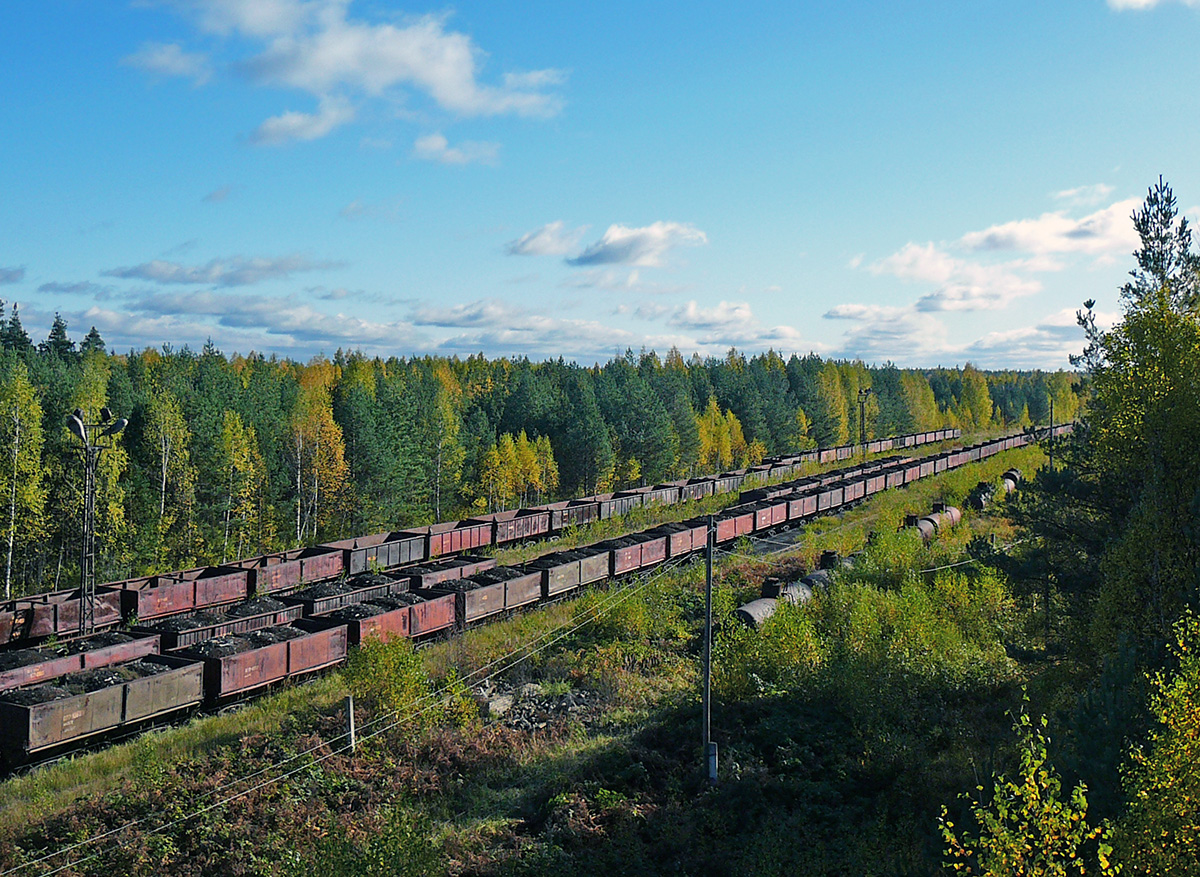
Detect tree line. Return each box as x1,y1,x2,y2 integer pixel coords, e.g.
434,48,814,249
0,308,1078,599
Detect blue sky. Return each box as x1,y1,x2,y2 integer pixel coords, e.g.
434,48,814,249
3,0,1199,369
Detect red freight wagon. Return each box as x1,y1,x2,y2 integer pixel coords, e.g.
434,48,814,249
0,654,203,761
111,566,251,620
425,520,493,557
594,538,641,576
407,591,456,636
9,589,122,640
0,633,161,692
235,546,344,594
132,602,304,651
635,533,668,567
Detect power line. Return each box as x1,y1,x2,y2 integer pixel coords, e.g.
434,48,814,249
8,556,692,877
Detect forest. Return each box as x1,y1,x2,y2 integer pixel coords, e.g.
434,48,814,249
0,317,1078,599
0,312,1081,601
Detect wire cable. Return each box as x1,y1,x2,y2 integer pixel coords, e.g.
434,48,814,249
6,555,693,877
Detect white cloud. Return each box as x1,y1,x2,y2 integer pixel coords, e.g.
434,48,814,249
507,221,587,256
960,198,1140,256
163,0,314,38
246,12,564,117
38,280,112,297
1108,0,1200,8
823,303,952,362
339,197,402,221
558,269,643,290
250,95,356,144
669,300,755,332
0,267,24,285
139,2,565,143
103,253,341,286
412,132,499,165
567,221,707,267
122,42,212,84
410,299,523,327
1053,183,1114,206
869,242,1042,312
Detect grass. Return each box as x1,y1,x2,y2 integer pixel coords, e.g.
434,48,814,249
0,443,1048,876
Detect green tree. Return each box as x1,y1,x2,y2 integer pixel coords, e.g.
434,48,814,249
1120,175,1200,312
940,703,1116,876
143,385,197,566
1114,611,1200,874
0,361,45,598
39,313,76,359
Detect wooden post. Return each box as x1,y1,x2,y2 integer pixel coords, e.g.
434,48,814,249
346,694,356,754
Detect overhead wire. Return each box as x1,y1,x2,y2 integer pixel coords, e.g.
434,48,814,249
6,553,694,877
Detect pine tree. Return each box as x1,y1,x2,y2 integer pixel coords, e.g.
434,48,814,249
40,313,75,359
1,305,31,353
79,326,105,356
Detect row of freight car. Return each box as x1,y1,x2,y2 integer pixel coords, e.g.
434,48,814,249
0,427,1065,768
0,428,964,645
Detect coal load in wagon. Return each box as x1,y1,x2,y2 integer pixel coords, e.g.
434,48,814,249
289,581,359,601
325,603,386,622
63,632,136,655
225,596,289,618
467,568,522,586
0,684,74,706
186,625,305,658
368,593,424,609
345,573,396,591
149,609,227,633
0,650,43,672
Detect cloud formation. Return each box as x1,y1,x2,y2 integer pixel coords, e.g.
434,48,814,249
412,132,499,165
250,95,356,144
1053,183,1114,206
507,221,587,256
870,242,1042,312
0,267,24,285
103,253,341,286
38,280,111,297
142,1,565,144
1108,0,1200,8
122,42,212,84
567,221,707,267
960,198,1140,256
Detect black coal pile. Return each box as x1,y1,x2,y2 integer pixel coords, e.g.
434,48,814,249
369,593,424,608
290,581,358,600
0,649,44,672
345,573,396,591
184,625,303,658
326,603,385,621
149,610,226,633
1,684,73,705
66,631,135,655
225,596,288,618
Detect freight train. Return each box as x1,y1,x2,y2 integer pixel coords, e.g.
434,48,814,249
0,426,1067,769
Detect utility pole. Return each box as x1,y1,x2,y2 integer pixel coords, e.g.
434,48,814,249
1048,395,1055,472
857,387,874,460
702,514,717,785
65,408,126,634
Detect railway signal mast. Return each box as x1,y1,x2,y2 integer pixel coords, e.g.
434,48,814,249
64,407,126,634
